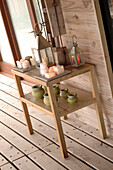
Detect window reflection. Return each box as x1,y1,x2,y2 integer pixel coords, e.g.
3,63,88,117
0,12,14,65
6,0,36,59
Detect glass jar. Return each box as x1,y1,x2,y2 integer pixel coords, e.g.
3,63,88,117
60,89,69,98
32,85,44,99
67,93,78,104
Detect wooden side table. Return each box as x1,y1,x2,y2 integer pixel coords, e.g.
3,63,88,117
12,64,107,158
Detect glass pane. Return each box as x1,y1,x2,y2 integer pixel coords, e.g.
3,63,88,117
0,12,14,65
33,0,47,39
6,0,36,59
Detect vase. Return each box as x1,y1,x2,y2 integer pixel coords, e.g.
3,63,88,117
53,84,60,94
32,85,44,99
43,93,50,106
60,88,69,98
67,93,78,104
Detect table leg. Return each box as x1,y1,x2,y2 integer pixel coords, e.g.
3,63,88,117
47,84,68,158
62,115,68,120
14,75,33,135
89,67,107,139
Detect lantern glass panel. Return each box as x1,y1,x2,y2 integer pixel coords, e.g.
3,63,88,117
40,47,54,66
69,46,85,67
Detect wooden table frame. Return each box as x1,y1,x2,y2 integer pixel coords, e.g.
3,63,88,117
12,64,107,158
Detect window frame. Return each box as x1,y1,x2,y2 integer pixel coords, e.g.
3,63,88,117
0,0,39,74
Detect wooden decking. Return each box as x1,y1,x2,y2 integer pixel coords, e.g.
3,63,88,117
0,74,113,170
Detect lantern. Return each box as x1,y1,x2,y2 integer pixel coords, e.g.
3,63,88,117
30,24,55,67
36,32,55,66
69,35,85,67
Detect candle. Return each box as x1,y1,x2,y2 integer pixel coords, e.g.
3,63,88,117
21,60,29,69
45,72,56,78
42,57,48,66
40,68,48,76
16,61,22,68
77,57,81,65
49,66,56,73
54,65,64,75
71,56,75,64
40,62,47,69
30,58,36,66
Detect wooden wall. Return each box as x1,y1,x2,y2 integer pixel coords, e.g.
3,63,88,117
60,0,113,136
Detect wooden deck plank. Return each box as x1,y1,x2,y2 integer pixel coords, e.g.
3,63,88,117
0,137,24,162
29,150,66,170
40,144,92,170
0,124,38,155
0,110,52,149
0,74,15,85
0,163,17,170
1,103,113,169
13,156,41,170
0,155,8,167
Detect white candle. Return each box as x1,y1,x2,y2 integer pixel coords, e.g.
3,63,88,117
40,62,47,69
30,58,36,66
16,61,22,68
40,68,48,76
42,57,48,66
22,60,29,69
54,65,64,75
45,72,56,78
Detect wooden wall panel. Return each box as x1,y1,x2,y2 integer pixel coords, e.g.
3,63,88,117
60,0,113,135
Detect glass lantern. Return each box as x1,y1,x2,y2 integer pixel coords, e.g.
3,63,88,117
69,35,85,67
36,32,55,67
30,23,55,67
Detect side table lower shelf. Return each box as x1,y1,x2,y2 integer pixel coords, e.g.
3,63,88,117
21,85,96,118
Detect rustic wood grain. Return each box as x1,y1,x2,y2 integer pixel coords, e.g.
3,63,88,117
60,0,113,131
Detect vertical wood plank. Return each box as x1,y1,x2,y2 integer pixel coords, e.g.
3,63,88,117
89,66,107,139
47,83,68,158
14,74,33,135
44,0,66,37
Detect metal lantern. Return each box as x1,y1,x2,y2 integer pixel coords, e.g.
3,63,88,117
69,35,85,67
30,23,55,67
36,32,55,66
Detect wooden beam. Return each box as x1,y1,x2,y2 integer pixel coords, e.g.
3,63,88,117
93,0,113,96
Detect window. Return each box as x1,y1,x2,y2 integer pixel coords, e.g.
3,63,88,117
0,12,14,65
6,0,36,59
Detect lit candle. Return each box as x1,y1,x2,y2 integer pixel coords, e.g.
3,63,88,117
71,56,75,64
77,57,81,65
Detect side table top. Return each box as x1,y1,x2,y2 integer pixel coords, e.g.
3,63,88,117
12,63,94,85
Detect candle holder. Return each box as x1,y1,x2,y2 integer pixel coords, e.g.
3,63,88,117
30,24,55,67
69,35,85,67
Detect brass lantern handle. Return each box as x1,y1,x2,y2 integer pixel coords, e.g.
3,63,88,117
72,35,77,44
